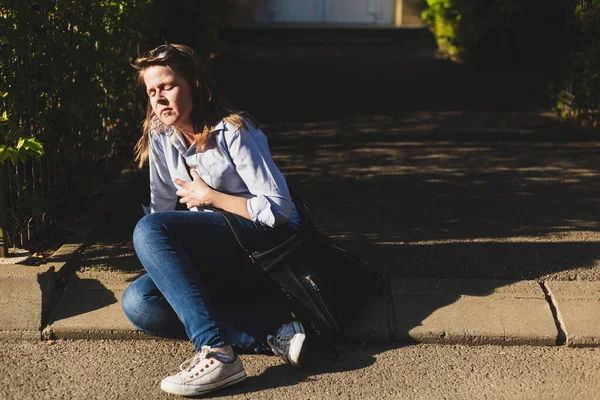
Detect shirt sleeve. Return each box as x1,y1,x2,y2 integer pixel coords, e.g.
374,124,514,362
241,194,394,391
224,124,293,227
148,132,178,213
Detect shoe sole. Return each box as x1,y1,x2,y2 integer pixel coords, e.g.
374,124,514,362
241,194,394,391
288,333,308,368
160,370,247,397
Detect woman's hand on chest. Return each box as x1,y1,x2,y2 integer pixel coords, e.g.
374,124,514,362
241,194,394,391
172,169,214,209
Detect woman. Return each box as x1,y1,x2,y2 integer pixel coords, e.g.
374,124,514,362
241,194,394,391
122,44,308,397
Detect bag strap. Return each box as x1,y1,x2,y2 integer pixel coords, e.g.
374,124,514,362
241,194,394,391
206,183,312,262
205,206,257,262
206,198,310,267
183,159,251,257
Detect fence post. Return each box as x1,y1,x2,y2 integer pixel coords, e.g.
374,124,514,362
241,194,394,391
0,167,9,257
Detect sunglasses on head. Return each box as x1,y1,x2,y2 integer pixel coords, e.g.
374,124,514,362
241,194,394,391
150,44,190,60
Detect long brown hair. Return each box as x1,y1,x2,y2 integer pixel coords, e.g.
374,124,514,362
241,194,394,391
132,44,254,168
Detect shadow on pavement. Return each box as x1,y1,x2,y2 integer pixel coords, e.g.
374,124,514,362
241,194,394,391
204,344,382,398
48,275,117,323
262,113,600,281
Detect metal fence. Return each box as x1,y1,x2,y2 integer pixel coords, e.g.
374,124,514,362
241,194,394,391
0,146,72,257
0,31,127,258
0,40,70,257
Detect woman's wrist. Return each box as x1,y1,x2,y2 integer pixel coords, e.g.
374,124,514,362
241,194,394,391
202,188,215,207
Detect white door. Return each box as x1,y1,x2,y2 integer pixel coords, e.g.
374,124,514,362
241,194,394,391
327,0,395,24
261,0,395,24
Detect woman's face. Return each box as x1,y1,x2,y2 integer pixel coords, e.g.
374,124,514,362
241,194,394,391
143,65,194,132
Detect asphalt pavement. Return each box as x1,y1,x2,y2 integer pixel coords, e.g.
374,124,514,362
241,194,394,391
2,340,600,399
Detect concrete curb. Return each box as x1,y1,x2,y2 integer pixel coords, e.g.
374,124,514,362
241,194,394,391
41,266,600,348
0,160,142,339
0,263,55,339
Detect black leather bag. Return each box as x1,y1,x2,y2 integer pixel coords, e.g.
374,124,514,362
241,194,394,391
213,199,381,347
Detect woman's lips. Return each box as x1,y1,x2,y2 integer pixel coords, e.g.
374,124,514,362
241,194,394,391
161,108,172,115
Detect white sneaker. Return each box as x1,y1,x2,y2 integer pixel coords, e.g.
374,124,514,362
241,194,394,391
160,346,247,397
267,321,308,368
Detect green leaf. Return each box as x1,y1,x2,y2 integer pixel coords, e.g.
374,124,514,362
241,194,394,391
0,111,7,121
16,138,24,149
25,138,44,155
6,147,18,164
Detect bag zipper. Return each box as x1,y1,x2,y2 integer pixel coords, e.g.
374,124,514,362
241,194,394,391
305,274,319,291
302,273,340,332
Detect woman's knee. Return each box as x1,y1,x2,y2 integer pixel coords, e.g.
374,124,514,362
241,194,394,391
132,213,165,253
122,285,153,334
122,274,186,338
122,279,145,321
122,274,155,318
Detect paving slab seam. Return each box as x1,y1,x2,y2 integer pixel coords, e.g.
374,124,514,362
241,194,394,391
539,281,568,346
543,281,600,347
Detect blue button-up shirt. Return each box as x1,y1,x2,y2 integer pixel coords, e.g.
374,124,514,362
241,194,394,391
148,118,299,228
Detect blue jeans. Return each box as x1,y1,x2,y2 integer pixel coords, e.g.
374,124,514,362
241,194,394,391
122,210,295,353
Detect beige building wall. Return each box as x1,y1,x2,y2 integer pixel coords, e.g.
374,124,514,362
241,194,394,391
399,0,425,27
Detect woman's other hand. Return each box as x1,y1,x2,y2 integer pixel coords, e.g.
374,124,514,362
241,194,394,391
173,169,213,209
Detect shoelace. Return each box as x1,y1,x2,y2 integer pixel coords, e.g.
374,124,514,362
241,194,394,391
267,335,290,357
179,346,212,373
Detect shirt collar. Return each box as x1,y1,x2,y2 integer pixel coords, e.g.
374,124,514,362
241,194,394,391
165,120,228,156
211,120,228,133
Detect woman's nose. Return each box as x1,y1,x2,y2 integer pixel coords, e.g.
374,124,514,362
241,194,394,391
156,92,168,104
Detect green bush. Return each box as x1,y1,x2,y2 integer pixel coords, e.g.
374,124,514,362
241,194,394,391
422,0,563,67
421,0,599,126
554,1,600,126
0,0,232,166
0,0,232,246
421,0,477,62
